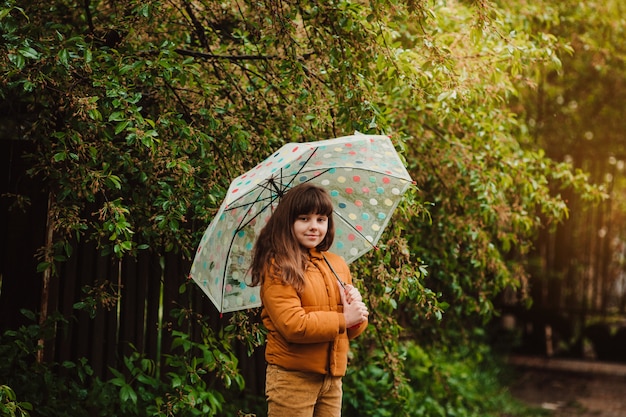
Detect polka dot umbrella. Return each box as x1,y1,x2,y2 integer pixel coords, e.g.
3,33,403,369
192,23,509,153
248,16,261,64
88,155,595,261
189,133,414,313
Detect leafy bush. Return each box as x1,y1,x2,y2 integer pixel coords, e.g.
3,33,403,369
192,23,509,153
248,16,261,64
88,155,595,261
0,385,32,417
0,310,117,417
0,310,256,417
342,338,545,417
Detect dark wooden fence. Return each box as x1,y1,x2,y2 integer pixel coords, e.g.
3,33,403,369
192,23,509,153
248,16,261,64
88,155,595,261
503,155,626,362
0,139,266,395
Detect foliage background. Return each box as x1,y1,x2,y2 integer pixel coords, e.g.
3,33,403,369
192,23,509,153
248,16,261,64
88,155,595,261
1,0,622,416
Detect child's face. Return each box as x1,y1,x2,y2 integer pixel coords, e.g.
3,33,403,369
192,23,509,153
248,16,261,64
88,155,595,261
293,213,329,249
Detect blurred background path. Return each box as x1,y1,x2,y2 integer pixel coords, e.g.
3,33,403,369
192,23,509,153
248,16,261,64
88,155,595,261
507,355,626,417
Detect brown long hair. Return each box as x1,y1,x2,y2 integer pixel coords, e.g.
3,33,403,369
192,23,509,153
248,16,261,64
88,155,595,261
250,182,335,292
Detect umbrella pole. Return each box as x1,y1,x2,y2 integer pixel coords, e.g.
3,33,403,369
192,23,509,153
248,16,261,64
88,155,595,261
322,255,346,289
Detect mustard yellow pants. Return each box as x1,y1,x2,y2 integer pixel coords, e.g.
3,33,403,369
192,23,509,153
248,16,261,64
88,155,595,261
265,364,343,417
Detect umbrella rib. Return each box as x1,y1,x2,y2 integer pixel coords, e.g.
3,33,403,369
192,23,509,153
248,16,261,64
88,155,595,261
227,175,294,230
225,179,282,211
275,147,319,189
226,191,276,212
236,193,281,232
223,147,318,210
226,149,322,231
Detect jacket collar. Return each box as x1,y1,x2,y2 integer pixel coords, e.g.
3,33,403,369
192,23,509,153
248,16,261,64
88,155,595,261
308,248,325,260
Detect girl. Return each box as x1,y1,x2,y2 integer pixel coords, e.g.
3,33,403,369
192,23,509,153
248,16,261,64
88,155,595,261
250,182,369,417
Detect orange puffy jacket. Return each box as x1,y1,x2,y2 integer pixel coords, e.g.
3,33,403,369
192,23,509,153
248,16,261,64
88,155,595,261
260,249,367,376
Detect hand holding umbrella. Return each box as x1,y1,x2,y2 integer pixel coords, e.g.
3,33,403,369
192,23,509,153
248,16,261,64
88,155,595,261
339,281,369,328
343,283,363,304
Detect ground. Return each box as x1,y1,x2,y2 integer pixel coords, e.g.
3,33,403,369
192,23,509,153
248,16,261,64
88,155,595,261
506,356,626,417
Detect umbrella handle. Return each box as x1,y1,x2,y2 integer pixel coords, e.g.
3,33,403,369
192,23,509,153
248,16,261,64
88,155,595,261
322,254,346,289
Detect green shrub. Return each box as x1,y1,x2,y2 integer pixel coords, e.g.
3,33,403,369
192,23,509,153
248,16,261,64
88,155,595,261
0,385,32,417
0,310,119,416
342,339,546,417
0,309,255,417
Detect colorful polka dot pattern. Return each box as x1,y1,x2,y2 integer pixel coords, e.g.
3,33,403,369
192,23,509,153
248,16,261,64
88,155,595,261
189,134,413,312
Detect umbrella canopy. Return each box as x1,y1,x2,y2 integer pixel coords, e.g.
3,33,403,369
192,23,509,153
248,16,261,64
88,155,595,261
189,134,414,312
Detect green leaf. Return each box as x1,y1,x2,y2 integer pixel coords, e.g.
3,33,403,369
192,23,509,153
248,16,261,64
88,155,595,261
115,120,129,135
53,152,67,162
36,262,50,272
109,111,125,122
57,48,70,67
18,46,39,59
120,384,137,403
8,53,25,69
